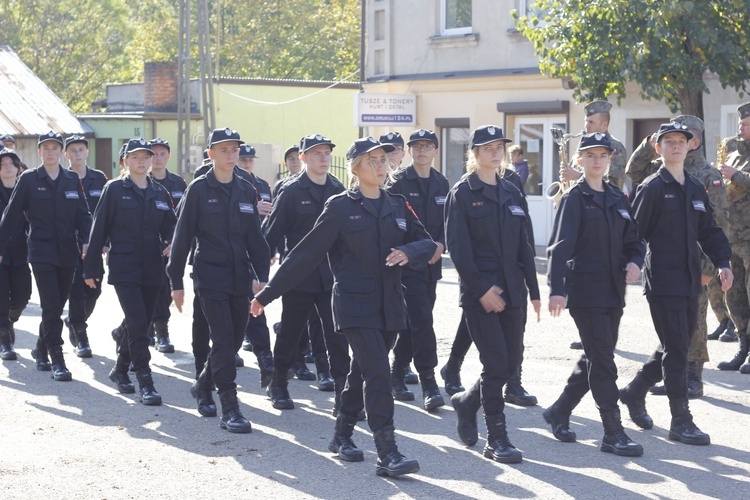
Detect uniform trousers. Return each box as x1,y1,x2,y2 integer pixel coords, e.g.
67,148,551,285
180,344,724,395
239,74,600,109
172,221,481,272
462,306,524,415
31,263,75,348
561,308,623,411
113,283,160,373
67,258,102,330
340,328,395,432
151,257,172,324
392,277,438,376
244,289,271,354
197,288,248,394
727,252,750,337
0,263,31,330
298,313,326,361
274,290,349,380
640,295,698,401
192,288,211,376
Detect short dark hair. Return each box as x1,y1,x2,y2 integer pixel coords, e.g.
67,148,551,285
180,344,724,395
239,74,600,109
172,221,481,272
508,145,523,155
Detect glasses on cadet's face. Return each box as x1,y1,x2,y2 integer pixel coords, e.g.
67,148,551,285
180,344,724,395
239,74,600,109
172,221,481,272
411,143,436,151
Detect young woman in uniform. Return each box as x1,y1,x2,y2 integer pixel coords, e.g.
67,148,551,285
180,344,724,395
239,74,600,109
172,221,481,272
84,138,176,405
251,137,436,477
445,125,541,464
545,133,645,456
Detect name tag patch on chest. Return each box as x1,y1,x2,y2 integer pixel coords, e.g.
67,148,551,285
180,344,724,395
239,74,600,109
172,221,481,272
260,193,271,201
692,200,706,212
435,196,446,205
65,191,79,199
408,192,420,197
509,205,525,216
37,187,47,192
171,191,183,199
618,209,631,220
349,215,362,220
472,201,484,207
89,190,102,198
207,198,218,204
155,200,170,211
239,203,255,214
396,218,407,231
300,200,312,205
664,194,675,199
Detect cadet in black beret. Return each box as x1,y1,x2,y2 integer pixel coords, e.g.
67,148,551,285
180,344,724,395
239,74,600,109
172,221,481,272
0,130,91,381
380,132,406,170
545,132,645,456
252,137,434,477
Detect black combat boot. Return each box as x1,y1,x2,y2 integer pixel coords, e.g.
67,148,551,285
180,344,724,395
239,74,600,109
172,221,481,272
152,321,174,353
31,335,51,371
267,369,294,409
111,321,125,347
439,354,465,395
619,374,654,429
108,356,135,394
707,318,728,340
234,353,244,367
451,382,481,446
49,345,72,381
600,407,643,457
686,361,704,398
191,365,217,417
391,360,414,401
403,363,418,384
668,399,710,445
67,320,92,358
719,320,738,342
136,370,162,406
242,335,253,352
219,389,252,433
717,334,749,371
255,349,274,389
740,352,750,374
292,360,315,381
373,426,420,477
0,327,17,361
314,353,334,391
483,413,522,463
542,397,577,443
420,374,445,411
328,414,364,462
504,368,538,406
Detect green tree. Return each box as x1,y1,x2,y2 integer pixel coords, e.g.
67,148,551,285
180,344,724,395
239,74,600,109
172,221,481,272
514,0,750,119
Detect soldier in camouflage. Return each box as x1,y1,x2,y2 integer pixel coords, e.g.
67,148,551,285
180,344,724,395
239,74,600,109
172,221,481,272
717,102,750,374
625,115,730,397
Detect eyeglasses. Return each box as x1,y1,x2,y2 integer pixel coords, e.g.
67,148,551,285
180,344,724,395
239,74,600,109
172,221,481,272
411,143,436,151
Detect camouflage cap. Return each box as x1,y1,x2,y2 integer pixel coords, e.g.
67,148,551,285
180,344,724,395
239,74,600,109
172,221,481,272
671,115,704,133
584,100,612,116
738,102,750,120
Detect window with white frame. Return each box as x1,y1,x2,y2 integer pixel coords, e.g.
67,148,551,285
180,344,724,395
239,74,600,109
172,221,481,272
519,0,548,26
441,0,472,36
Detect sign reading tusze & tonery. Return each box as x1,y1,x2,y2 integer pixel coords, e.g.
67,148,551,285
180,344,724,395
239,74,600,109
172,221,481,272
355,93,417,127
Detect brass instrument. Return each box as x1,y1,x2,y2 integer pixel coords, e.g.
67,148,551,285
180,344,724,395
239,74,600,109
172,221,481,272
545,127,584,207
716,135,738,186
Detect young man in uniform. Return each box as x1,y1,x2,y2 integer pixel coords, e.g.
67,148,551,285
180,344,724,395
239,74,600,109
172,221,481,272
272,144,302,199
619,123,732,445
379,132,406,171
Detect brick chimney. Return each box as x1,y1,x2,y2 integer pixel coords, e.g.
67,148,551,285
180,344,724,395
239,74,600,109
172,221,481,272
144,61,178,112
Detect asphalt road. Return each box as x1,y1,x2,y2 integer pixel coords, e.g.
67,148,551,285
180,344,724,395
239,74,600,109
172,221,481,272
1,257,748,499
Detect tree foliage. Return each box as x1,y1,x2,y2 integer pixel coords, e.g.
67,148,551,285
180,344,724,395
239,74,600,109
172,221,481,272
514,0,750,118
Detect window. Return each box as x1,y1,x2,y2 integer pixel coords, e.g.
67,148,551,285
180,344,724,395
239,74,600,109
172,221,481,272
374,49,385,75
519,0,549,26
441,0,472,36
374,9,385,41
441,126,471,186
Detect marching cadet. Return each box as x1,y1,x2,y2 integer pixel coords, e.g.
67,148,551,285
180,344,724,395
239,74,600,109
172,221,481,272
251,137,435,477
146,137,186,353
0,149,31,360
379,132,406,171
63,135,108,358
385,128,449,411
626,116,730,398
446,125,541,464
0,131,91,381
619,123,732,446
718,102,750,373
0,135,27,170
84,138,176,404
168,128,270,433
544,133,645,457
271,144,302,199
261,134,350,412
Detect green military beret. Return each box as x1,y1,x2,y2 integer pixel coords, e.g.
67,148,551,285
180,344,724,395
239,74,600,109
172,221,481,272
584,100,612,116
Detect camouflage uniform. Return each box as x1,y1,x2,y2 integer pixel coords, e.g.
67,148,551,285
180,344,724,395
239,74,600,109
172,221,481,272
626,139,730,363
569,134,627,189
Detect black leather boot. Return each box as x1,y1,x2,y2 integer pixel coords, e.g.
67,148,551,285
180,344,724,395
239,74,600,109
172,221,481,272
328,414,364,462
420,374,445,411
0,327,17,361
668,399,710,445
649,383,667,396
49,345,72,381
504,369,538,406
373,426,420,477
740,353,750,374
619,374,654,429
292,360,315,381
64,317,77,347
600,407,643,456
242,335,253,352
439,354,465,395
391,360,414,401
542,399,577,443
136,370,162,406
152,321,174,353
717,334,749,370
267,369,294,409
403,364,418,384
483,413,522,463
219,389,252,433
451,383,481,446
314,353,334,391
256,349,274,388
108,356,135,393
68,320,92,358
191,364,217,417
707,318,728,340
719,320,738,342
111,321,125,347
31,336,51,371
686,361,704,398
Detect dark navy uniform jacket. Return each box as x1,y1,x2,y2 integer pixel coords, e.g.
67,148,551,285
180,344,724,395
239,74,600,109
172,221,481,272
502,168,536,250
386,164,449,282
167,168,270,296
632,166,731,297
256,188,437,332
249,173,272,205
547,179,645,309
0,186,28,267
445,171,540,310
151,170,187,208
0,165,91,268
77,166,108,214
84,177,176,286
262,172,344,293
